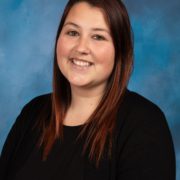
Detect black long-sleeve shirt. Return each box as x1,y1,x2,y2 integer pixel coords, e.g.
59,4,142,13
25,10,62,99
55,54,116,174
0,90,176,180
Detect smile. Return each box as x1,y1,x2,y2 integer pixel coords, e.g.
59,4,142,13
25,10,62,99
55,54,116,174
70,58,93,67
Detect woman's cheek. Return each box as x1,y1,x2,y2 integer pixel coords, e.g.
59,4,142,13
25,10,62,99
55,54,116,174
57,37,70,57
96,44,115,64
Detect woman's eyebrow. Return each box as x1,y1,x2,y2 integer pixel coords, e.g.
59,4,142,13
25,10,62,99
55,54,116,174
64,21,110,34
64,22,80,28
92,28,110,34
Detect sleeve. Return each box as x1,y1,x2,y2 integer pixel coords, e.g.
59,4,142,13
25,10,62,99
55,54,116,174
117,105,176,180
0,106,27,179
0,95,42,180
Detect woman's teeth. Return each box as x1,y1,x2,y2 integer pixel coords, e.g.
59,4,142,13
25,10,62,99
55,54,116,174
71,59,92,67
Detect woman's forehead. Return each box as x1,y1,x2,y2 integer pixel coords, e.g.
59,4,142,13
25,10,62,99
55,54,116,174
64,2,110,31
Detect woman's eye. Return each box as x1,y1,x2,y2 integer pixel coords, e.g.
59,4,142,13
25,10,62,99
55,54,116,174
93,35,106,41
66,31,79,36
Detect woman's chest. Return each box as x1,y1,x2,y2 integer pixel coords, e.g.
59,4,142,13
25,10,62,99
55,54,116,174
11,131,113,180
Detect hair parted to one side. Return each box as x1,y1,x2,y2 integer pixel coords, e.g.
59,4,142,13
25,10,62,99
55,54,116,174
38,0,133,167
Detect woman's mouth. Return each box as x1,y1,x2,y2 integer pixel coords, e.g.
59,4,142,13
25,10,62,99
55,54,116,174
70,58,93,67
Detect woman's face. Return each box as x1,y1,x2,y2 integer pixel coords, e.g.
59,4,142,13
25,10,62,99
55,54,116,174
56,2,115,93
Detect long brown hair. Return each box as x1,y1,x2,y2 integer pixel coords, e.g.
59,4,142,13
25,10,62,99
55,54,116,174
39,0,133,167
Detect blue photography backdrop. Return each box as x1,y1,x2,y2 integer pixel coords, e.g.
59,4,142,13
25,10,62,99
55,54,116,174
0,0,179,178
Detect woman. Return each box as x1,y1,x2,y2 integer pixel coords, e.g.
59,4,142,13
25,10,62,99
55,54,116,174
0,0,176,179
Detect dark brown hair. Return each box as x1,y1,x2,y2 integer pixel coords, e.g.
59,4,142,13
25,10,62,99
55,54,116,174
39,0,133,167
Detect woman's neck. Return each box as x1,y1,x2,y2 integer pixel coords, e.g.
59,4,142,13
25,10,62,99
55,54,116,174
63,85,105,126
70,84,105,110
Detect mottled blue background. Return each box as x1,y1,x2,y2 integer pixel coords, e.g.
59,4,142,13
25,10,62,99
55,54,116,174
0,0,179,178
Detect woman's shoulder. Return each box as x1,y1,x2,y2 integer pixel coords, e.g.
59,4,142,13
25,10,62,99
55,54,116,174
116,90,174,154
9,92,52,133
122,89,165,117
117,89,169,133
24,92,52,111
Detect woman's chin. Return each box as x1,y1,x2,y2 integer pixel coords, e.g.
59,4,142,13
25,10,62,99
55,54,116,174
70,81,92,89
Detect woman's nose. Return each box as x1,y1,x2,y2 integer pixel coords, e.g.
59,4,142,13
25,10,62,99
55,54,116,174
75,37,90,55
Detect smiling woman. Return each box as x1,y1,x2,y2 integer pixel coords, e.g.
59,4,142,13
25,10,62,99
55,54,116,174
0,0,175,180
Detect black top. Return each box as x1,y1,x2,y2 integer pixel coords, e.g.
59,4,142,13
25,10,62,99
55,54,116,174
14,125,84,180
0,90,176,180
